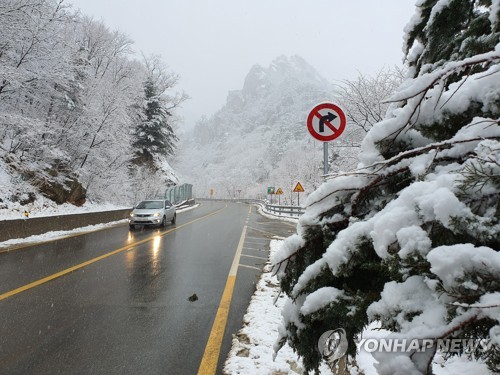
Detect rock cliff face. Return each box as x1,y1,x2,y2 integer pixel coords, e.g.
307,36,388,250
176,55,340,198
0,154,86,214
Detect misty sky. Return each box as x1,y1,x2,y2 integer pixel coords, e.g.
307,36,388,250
68,0,417,129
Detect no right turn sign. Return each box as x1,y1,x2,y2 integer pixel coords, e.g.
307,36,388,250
307,102,346,142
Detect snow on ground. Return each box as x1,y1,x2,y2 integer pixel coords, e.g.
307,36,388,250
224,239,491,374
223,239,329,374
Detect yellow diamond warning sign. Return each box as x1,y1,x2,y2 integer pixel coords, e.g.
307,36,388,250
276,188,284,195
293,182,305,193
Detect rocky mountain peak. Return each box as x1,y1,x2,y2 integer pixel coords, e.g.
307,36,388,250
177,55,337,197
241,55,327,100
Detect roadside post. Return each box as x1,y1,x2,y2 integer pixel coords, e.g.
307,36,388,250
306,102,347,175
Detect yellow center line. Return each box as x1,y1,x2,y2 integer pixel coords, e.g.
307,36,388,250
198,204,251,375
0,204,227,302
197,275,237,375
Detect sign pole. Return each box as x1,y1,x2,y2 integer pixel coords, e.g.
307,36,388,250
323,142,329,175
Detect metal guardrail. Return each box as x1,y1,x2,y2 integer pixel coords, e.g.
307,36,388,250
197,198,305,218
165,183,193,204
263,204,305,217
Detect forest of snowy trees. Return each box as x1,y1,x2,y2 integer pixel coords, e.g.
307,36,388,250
0,0,185,211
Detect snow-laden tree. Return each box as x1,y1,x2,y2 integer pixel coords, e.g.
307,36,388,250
132,76,175,163
0,0,86,205
49,17,142,203
0,0,73,155
127,55,186,200
336,67,405,134
326,67,405,175
273,1,500,373
131,55,186,167
0,0,73,102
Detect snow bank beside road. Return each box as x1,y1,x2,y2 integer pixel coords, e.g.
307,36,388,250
223,240,329,374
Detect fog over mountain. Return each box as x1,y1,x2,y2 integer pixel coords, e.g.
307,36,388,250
175,55,360,201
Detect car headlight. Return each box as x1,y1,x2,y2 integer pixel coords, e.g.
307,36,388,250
129,213,134,217
153,212,161,217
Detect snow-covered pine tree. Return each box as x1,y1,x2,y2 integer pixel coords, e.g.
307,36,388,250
273,0,500,373
131,75,177,169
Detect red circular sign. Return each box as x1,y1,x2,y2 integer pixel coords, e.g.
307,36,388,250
307,102,346,142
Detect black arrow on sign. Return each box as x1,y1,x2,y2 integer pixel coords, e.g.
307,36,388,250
319,112,337,133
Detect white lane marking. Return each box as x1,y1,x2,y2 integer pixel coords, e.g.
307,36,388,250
242,247,266,251
241,254,268,260
238,264,261,271
229,225,248,276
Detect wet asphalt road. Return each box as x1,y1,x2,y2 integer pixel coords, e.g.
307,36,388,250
0,201,296,375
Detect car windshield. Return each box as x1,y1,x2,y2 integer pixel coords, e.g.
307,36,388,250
136,201,163,209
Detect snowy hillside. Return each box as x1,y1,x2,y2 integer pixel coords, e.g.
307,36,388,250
175,55,360,202
0,2,182,218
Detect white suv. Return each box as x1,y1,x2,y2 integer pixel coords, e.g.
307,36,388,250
129,200,176,230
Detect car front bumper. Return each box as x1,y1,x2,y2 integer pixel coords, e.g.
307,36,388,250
129,216,162,225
